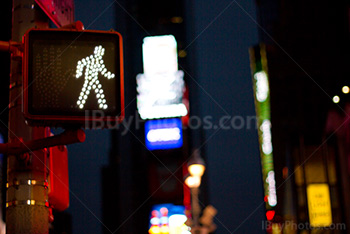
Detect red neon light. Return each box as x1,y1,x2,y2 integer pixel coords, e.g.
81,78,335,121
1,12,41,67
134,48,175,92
266,210,275,221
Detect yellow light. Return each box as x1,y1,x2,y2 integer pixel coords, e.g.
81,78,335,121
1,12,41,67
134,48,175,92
332,95,340,103
160,225,169,234
307,184,332,227
342,86,350,94
188,164,205,177
149,226,161,234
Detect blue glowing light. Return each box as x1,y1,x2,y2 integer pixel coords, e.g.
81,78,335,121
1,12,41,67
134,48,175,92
145,118,183,150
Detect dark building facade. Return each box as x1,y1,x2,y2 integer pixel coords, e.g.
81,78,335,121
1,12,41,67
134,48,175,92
256,0,350,233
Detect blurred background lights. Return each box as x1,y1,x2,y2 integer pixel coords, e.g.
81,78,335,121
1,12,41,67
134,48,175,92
254,71,269,102
137,35,187,119
342,86,349,94
333,95,340,103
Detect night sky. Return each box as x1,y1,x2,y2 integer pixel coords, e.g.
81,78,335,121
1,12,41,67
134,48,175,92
67,0,265,233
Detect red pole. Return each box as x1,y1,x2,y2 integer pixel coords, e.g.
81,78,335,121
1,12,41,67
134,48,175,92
6,0,49,233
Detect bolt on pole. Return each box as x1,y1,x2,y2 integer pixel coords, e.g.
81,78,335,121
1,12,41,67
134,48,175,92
6,0,49,233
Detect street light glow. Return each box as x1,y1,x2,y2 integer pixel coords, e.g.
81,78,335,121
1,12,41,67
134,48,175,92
184,175,201,188
187,149,206,177
342,86,350,94
188,164,205,178
333,95,340,103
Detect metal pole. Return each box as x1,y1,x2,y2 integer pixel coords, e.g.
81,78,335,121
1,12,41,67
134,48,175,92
7,0,49,233
191,187,201,229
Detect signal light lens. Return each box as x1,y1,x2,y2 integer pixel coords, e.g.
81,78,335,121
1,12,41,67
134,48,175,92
23,28,124,127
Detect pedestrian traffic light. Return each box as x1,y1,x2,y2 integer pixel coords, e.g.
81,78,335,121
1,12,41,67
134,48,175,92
23,28,124,127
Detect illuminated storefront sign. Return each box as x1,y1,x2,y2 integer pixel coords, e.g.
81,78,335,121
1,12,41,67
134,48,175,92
149,204,190,234
249,44,277,209
145,118,183,150
137,35,187,120
307,184,332,227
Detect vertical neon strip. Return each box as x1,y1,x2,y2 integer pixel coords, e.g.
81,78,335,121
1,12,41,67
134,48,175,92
249,44,277,210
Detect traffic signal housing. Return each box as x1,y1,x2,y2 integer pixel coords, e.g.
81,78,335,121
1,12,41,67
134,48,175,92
23,28,124,127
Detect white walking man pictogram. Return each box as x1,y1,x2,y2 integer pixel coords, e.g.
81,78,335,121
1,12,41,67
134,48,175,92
75,45,115,110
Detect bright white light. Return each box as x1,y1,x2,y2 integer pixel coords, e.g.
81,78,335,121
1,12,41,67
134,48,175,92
342,86,349,94
333,95,340,103
139,104,187,120
169,214,187,227
266,171,277,207
142,35,178,75
160,216,168,225
75,45,114,109
137,35,187,119
150,217,160,225
260,119,273,155
254,71,269,102
147,127,181,143
137,71,186,119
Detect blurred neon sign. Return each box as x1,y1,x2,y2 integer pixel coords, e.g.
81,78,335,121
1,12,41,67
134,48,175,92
145,118,183,150
137,35,187,120
254,71,269,102
250,44,277,209
149,204,190,234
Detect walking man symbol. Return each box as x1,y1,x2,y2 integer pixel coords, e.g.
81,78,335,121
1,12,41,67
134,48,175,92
75,45,115,110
